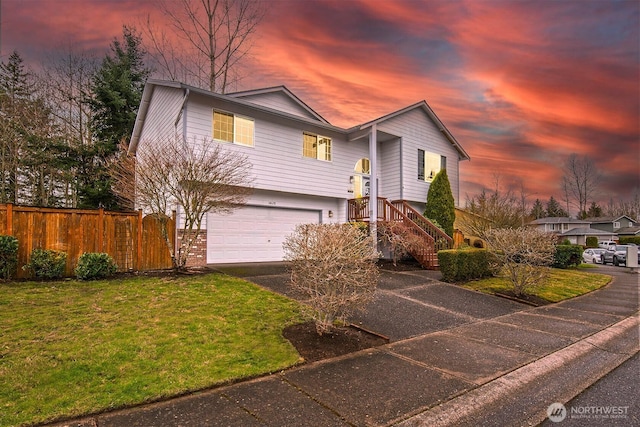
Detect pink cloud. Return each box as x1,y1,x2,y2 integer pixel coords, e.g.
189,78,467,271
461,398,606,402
2,0,637,208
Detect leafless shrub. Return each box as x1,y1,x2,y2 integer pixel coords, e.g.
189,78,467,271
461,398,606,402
377,221,423,266
484,227,557,297
283,223,379,335
110,135,252,270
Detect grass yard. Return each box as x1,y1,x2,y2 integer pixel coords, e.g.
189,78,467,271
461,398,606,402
0,273,306,427
462,267,611,303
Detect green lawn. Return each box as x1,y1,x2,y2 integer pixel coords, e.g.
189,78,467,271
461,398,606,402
0,273,305,427
462,267,611,302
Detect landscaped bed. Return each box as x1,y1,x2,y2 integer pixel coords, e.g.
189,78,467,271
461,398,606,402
0,273,307,427
461,267,611,304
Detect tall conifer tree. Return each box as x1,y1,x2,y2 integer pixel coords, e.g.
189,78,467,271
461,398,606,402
83,26,150,209
424,169,455,238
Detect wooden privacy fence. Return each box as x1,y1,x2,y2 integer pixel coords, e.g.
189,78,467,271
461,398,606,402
0,204,175,279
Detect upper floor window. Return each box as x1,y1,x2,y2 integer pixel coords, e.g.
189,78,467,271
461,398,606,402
303,132,332,161
213,110,254,146
613,221,620,229
418,149,445,182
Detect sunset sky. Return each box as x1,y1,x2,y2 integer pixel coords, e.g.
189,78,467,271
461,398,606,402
2,0,639,213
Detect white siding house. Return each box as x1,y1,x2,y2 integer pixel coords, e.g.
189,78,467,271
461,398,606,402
130,80,470,264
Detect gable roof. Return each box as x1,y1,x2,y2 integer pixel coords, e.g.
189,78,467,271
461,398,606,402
130,80,344,153
529,217,590,225
560,227,617,237
587,215,637,223
228,86,330,124
131,80,470,161
352,101,470,161
617,226,640,236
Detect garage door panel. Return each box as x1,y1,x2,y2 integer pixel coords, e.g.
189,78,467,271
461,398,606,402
207,206,320,263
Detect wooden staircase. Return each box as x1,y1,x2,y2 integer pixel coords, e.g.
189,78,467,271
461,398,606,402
347,198,453,269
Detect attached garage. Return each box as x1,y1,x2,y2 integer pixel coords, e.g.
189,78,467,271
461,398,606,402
207,205,321,263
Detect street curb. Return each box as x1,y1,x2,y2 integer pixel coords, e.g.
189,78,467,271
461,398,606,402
396,314,639,426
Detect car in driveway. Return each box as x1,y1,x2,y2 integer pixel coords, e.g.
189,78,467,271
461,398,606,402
602,244,640,266
582,248,605,264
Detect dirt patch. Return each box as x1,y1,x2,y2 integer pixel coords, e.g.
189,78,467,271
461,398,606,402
494,291,551,307
377,259,424,272
283,321,389,363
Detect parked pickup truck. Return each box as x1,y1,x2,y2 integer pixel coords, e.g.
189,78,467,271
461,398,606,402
602,244,640,266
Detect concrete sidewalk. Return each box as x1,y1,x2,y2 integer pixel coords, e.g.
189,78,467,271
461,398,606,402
49,265,638,427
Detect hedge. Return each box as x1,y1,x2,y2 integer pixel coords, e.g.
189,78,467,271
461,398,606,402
553,245,583,269
585,236,598,248
438,249,494,282
619,236,640,245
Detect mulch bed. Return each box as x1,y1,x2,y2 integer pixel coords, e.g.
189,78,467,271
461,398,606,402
494,291,551,307
283,321,389,363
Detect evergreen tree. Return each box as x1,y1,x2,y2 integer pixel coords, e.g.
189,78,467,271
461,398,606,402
530,199,546,219
546,196,569,217
0,51,34,203
424,169,455,237
586,201,603,218
84,26,150,209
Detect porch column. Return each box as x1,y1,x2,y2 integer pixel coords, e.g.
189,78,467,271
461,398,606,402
369,124,378,255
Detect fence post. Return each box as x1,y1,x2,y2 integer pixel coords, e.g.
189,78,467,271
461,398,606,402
6,203,13,235
98,207,104,251
137,209,143,271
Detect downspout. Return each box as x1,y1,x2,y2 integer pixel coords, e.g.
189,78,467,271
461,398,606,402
174,88,189,257
399,137,404,201
369,124,378,255
175,88,190,144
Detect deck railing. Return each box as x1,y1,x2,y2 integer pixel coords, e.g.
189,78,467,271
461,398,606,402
347,197,453,268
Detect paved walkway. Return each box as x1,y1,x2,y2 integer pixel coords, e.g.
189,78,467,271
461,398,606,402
48,265,638,427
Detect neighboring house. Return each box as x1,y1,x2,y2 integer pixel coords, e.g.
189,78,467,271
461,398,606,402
559,227,618,246
616,226,640,239
130,80,470,265
588,215,637,233
528,217,591,234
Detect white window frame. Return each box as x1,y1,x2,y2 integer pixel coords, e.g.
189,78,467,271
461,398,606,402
303,132,332,161
418,149,444,182
213,110,254,147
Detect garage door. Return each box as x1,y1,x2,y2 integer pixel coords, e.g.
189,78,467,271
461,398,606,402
207,206,321,263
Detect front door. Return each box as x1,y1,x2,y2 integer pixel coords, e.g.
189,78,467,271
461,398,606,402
354,158,371,199
354,175,370,198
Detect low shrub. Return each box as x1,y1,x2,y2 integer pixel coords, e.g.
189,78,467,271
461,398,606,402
75,252,118,280
23,249,67,279
585,236,598,248
439,248,494,282
553,245,583,269
619,236,640,246
0,235,19,279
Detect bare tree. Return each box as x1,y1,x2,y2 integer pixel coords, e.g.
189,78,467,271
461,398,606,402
605,190,640,220
283,223,379,335
144,0,265,93
484,227,557,297
377,221,423,266
39,47,98,207
111,135,253,269
562,154,599,218
461,175,523,239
